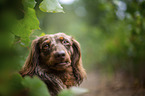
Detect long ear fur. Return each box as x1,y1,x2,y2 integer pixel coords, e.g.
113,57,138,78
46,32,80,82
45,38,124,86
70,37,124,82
71,38,86,85
19,39,40,77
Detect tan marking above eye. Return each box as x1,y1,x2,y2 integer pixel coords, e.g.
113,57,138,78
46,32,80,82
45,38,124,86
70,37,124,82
45,40,50,43
59,37,64,40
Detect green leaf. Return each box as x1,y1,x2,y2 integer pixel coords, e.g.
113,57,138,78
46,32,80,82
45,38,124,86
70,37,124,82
39,0,64,13
8,32,15,46
40,32,46,36
22,0,37,8
12,7,39,46
9,73,23,90
11,0,39,46
58,87,88,96
58,89,73,96
70,87,89,95
22,76,50,96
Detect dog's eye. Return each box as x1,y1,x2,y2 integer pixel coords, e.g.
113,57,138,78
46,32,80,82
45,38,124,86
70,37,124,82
43,44,50,49
62,40,70,45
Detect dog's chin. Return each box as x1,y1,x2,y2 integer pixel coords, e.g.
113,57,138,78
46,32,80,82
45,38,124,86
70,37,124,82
51,62,71,70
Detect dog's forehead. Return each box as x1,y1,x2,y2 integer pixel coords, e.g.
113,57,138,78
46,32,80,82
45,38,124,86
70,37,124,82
44,33,71,41
54,33,71,39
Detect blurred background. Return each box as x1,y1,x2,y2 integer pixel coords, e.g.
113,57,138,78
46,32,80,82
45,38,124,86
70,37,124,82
36,0,145,95
1,0,145,96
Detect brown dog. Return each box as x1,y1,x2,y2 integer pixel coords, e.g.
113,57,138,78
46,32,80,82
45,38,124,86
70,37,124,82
20,33,86,96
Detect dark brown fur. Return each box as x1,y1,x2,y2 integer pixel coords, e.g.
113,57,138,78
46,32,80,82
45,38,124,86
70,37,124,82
19,33,86,96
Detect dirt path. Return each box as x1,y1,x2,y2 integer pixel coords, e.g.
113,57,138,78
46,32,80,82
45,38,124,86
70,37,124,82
79,71,145,96
80,71,99,96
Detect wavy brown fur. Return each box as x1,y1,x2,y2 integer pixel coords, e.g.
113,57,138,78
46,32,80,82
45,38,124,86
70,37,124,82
19,33,86,96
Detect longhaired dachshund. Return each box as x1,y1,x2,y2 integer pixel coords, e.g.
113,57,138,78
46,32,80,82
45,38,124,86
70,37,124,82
20,33,86,96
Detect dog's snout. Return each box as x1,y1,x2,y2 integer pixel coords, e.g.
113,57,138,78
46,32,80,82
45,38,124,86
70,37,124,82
54,51,66,59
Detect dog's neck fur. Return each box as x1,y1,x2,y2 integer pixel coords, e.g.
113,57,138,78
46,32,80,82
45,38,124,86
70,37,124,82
36,64,77,88
34,65,77,96
46,66,77,88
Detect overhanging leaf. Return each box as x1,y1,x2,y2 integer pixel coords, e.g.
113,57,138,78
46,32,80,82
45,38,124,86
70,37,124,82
11,0,39,46
12,8,39,46
39,0,64,13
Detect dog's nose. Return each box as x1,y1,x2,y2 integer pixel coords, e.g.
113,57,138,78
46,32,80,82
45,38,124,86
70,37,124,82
54,51,66,59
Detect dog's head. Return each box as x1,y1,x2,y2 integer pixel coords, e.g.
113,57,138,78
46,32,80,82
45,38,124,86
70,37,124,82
20,33,86,85
39,33,73,70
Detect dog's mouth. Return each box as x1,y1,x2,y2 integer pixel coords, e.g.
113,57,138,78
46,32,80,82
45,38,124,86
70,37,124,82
55,61,70,66
49,61,71,70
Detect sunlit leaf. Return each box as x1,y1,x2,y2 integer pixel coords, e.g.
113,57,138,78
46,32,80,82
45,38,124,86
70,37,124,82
40,32,46,36
70,87,89,95
39,0,64,13
22,0,37,8
12,8,39,46
58,87,88,96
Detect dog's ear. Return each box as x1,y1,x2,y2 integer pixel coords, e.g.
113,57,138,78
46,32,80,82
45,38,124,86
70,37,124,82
71,38,86,85
19,39,40,77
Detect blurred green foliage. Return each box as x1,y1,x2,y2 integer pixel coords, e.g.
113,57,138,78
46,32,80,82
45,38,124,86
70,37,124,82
0,0,88,96
1,0,145,95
